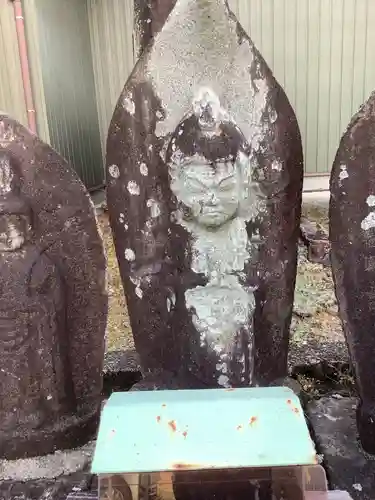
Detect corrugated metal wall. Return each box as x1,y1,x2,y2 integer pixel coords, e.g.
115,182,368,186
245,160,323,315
22,0,50,143
34,0,104,189
0,0,27,125
88,0,375,176
2,0,374,177
0,1,50,142
88,0,135,150
230,0,375,175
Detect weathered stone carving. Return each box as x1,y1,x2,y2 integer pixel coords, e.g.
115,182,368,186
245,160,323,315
330,91,375,455
106,0,303,390
0,152,67,433
166,88,262,387
0,114,107,460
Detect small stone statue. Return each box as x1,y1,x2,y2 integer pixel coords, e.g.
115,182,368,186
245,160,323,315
166,88,262,388
106,0,303,391
0,151,68,432
0,114,107,460
330,91,375,455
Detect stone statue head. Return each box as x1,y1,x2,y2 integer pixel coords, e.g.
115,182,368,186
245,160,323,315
0,151,31,252
167,88,252,229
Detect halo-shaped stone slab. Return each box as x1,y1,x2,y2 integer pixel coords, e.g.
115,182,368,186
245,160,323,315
106,0,303,389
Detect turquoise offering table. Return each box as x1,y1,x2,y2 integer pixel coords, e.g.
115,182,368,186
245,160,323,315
91,387,352,500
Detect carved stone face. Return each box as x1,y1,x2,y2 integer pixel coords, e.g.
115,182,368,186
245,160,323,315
171,156,244,228
0,214,29,252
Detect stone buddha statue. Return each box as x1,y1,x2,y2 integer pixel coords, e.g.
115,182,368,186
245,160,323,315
0,151,69,432
106,0,303,393
165,88,263,388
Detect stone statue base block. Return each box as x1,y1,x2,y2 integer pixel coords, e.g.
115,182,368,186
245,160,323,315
0,441,94,482
0,472,94,500
1,409,99,461
307,395,375,500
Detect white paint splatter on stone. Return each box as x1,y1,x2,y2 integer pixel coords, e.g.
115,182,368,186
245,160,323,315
147,0,270,150
361,212,375,231
123,95,135,115
108,164,120,179
124,248,135,261
361,195,375,230
139,163,148,176
147,198,161,218
127,180,140,195
0,155,13,193
218,374,230,387
339,164,349,182
216,362,228,374
130,275,143,299
271,160,282,172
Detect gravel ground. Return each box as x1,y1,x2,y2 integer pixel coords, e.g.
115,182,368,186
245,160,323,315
290,202,346,364
98,213,134,352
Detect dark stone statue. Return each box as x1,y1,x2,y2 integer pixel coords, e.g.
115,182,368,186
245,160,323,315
330,91,375,455
0,114,107,460
107,0,303,391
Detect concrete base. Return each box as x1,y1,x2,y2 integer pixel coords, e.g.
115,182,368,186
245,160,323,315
303,175,330,193
0,441,94,481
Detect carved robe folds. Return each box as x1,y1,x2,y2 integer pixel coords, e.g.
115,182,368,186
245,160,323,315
0,247,67,431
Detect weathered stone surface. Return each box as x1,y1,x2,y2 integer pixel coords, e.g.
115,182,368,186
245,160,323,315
330,91,375,454
0,114,107,460
0,442,94,482
134,0,177,55
307,396,375,500
103,349,140,373
107,0,303,390
0,472,94,500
